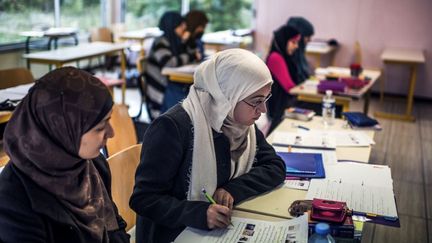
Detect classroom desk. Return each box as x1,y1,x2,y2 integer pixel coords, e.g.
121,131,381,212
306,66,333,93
306,42,337,68
202,30,252,52
161,64,198,84
118,27,163,57
20,27,79,68
375,47,425,121
235,117,374,219
23,42,130,104
290,67,381,114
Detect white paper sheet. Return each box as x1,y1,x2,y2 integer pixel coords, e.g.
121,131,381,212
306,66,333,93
306,162,397,218
174,214,308,243
0,83,33,102
284,180,310,190
272,131,336,150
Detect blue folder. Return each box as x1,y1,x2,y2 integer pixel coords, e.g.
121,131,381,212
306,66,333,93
277,152,325,178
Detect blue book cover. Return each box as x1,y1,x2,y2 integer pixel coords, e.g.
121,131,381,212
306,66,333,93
276,152,325,178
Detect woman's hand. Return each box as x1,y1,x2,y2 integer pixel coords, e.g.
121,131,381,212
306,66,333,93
213,188,234,210
206,204,231,229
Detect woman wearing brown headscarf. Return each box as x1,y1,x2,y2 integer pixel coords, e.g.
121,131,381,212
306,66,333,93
0,67,130,243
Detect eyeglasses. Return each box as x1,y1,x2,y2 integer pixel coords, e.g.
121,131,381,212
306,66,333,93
242,93,272,109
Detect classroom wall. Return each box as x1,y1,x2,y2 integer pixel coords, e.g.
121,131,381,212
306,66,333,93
254,0,432,98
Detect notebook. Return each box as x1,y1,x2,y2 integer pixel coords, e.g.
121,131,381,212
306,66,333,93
277,152,325,178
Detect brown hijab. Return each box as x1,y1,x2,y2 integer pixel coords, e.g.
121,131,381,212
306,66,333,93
4,67,118,242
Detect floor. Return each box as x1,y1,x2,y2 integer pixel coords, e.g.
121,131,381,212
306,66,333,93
117,86,431,242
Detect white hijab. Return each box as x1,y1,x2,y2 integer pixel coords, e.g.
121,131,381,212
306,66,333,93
182,49,273,201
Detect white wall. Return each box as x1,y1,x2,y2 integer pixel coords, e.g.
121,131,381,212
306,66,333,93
254,0,432,98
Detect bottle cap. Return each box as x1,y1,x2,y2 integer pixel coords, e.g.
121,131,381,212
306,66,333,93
315,223,330,235
326,90,332,96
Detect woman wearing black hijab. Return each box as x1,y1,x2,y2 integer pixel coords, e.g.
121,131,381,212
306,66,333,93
144,11,198,120
287,17,315,82
0,67,129,243
265,25,301,133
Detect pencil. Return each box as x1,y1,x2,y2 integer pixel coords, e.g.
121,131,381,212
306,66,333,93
201,188,234,227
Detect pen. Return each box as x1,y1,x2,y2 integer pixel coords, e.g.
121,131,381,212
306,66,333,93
201,188,234,227
297,125,310,131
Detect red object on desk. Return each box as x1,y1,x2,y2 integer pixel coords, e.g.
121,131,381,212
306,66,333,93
96,75,124,88
340,77,369,89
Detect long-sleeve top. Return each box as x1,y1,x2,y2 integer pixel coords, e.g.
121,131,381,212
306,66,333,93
0,155,130,243
130,104,286,243
144,37,197,120
266,51,298,133
266,52,296,93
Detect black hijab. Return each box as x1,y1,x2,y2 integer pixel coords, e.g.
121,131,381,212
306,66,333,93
4,67,117,242
268,25,301,84
159,11,185,55
287,17,315,81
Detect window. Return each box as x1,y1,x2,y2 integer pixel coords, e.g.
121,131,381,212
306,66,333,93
0,1,54,45
189,0,253,32
125,0,181,30
0,0,102,49
60,0,101,33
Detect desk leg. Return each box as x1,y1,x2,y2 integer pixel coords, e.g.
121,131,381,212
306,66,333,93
25,37,31,69
316,54,321,67
120,50,127,104
380,67,385,103
406,65,417,116
363,90,370,115
374,64,416,122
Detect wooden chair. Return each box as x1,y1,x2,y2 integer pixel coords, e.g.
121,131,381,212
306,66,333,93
90,27,114,43
0,68,34,89
106,104,138,157
134,55,150,120
107,143,142,232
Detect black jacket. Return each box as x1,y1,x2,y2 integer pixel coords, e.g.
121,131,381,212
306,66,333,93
0,155,130,243
130,105,286,243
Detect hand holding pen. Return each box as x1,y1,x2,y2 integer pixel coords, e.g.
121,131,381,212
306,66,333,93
202,188,234,229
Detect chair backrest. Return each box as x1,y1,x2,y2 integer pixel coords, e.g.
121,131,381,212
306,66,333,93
106,104,138,157
90,27,114,43
107,143,142,231
0,68,34,89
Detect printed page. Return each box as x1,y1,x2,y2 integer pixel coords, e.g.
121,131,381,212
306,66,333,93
174,214,308,243
272,131,336,149
306,179,397,218
306,163,397,218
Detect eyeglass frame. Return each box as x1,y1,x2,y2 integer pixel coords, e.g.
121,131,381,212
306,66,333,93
242,93,272,109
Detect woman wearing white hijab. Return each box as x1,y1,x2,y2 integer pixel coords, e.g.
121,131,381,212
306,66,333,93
130,49,286,243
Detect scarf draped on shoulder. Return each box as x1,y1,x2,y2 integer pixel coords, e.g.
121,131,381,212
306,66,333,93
182,49,273,201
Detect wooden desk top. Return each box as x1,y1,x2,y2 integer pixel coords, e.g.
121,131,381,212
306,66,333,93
23,42,130,64
119,28,163,41
235,117,374,218
0,111,12,124
306,42,336,55
381,47,425,64
202,30,252,46
20,27,78,38
161,64,198,84
290,67,381,99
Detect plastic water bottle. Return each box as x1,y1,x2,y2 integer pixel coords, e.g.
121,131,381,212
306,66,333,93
322,90,335,126
308,223,336,243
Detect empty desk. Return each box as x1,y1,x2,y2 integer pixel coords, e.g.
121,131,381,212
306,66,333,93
375,47,425,121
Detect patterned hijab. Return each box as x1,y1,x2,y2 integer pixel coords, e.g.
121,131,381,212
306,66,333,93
182,49,273,200
4,67,117,242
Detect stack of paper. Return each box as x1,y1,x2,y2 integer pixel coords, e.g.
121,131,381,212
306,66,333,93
174,214,308,243
306,162,397,219
272,131,336,150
